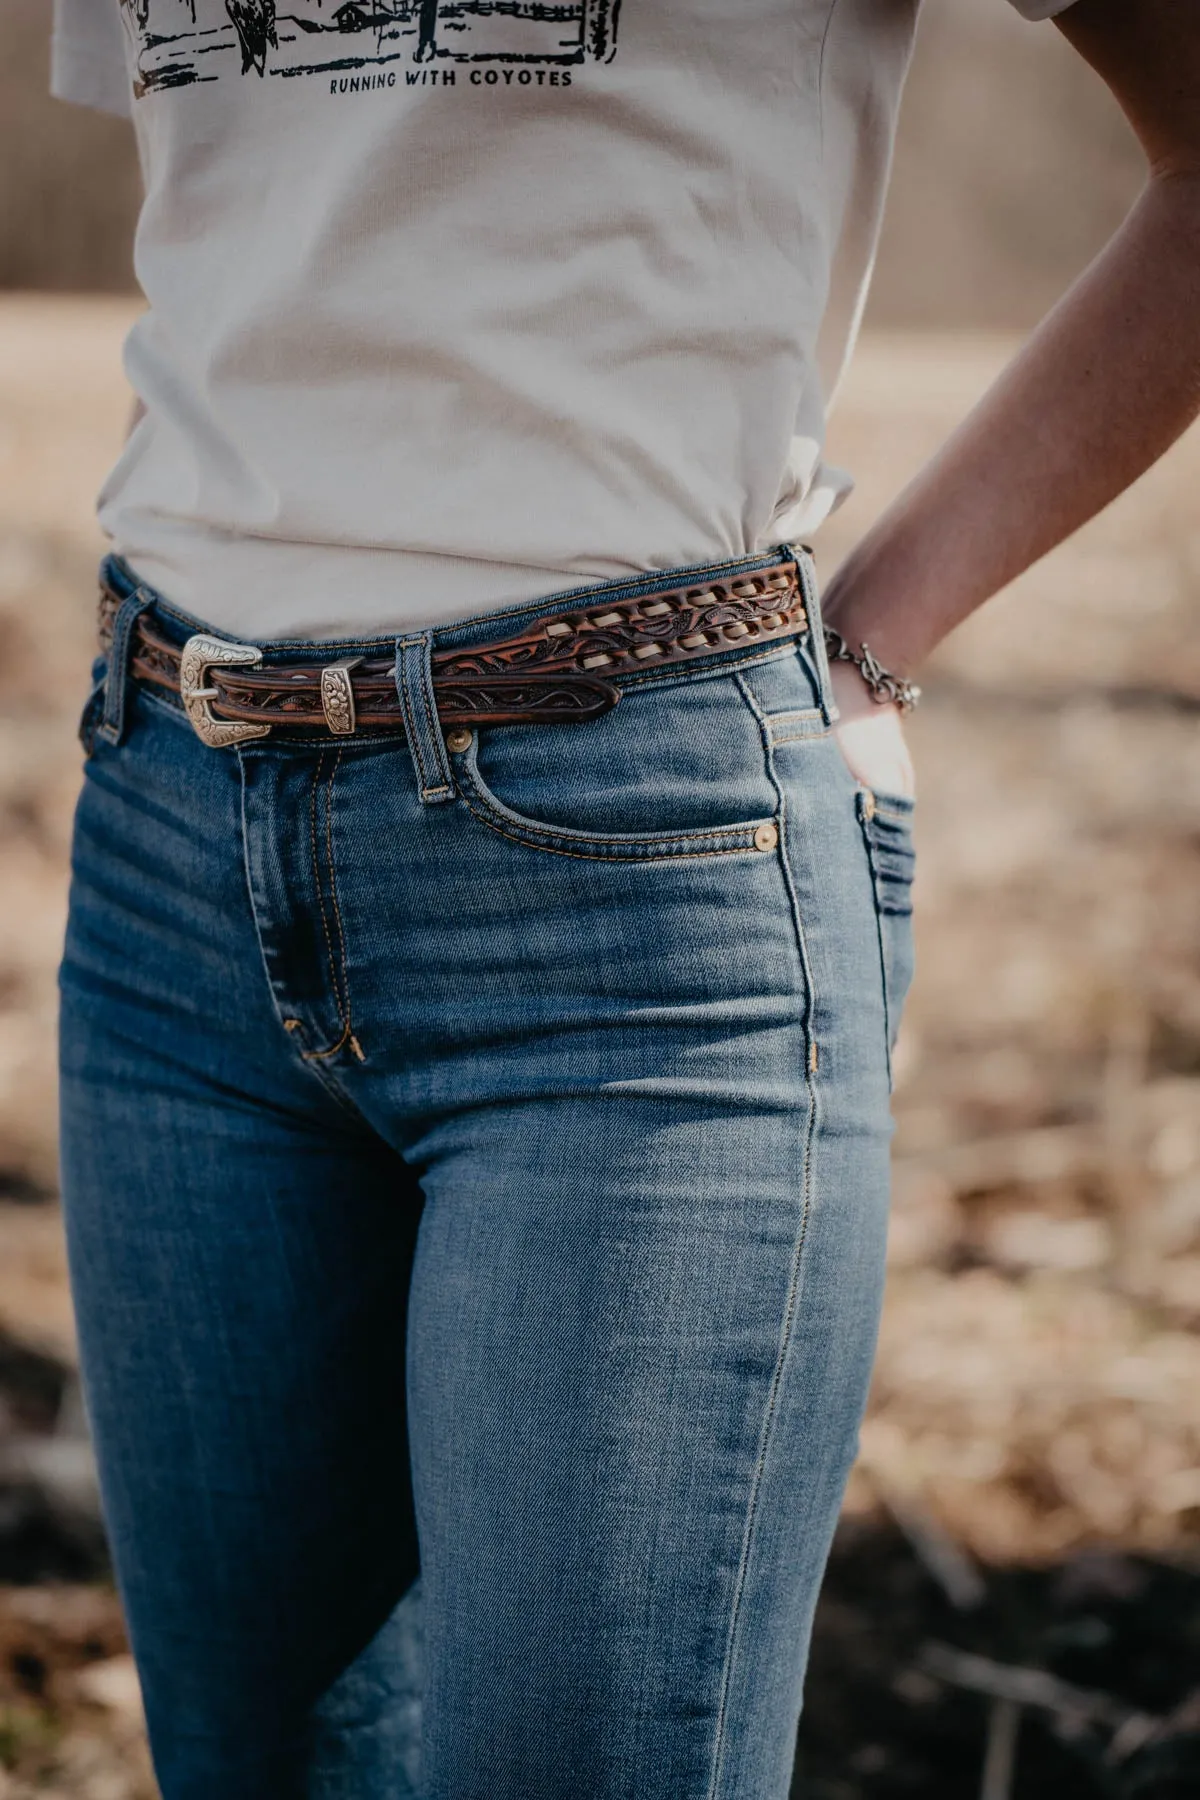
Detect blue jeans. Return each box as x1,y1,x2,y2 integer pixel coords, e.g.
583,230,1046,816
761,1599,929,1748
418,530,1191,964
58,549,914,1799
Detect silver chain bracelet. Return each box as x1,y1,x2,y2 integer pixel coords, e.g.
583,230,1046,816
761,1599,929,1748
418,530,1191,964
823,629,922,713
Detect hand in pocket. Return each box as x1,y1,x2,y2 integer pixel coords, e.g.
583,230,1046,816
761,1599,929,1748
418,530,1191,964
829,660,916,802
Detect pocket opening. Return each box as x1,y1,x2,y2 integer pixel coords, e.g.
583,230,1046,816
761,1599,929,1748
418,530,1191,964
453,733,777,864
856,789,916,1087
455,664,785,851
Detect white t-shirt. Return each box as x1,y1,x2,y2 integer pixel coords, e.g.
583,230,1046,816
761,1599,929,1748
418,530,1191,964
52,0,1077,640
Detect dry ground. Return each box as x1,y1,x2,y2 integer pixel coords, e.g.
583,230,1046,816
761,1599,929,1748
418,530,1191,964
0,297,1198,1795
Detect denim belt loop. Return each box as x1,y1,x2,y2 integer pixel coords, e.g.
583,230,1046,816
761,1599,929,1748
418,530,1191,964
393,632,456,805
96,587,155,748
793,545,837,728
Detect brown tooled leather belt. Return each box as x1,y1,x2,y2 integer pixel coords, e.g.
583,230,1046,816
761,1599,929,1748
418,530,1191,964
99,558,807,747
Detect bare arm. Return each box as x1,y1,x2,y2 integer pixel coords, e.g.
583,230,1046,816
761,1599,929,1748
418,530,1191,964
824,0,1200,793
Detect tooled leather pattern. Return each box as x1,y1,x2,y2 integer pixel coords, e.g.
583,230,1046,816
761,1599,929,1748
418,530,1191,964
207,674,618,727
431,679,618,724
213,677,332,721
131,636,188,691
104,560,803,733
432,564,804,681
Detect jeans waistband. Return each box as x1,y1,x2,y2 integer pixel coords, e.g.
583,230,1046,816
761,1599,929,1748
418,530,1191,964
98,544,824,666
92,546,836,794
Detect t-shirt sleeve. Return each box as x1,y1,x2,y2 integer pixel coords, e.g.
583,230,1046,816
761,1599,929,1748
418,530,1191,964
1006,0,1081,18
50,0,133,120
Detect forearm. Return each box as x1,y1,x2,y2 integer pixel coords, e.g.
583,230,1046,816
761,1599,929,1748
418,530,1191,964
823,169,1200,673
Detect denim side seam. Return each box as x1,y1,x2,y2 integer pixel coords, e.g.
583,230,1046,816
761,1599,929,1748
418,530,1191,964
704,675,824,1800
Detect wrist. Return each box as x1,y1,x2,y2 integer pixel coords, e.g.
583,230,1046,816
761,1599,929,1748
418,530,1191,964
829,657,887,723
822,591,927,680
822,535,942,677
824,628,922,714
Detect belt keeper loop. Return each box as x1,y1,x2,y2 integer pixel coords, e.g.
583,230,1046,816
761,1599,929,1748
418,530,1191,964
394,632,456,805
792,545,836,727
96,586,154,747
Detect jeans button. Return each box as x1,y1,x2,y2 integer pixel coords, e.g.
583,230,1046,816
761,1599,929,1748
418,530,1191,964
445,728,473,753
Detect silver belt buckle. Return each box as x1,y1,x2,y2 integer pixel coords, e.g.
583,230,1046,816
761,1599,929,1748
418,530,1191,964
180,634,272,748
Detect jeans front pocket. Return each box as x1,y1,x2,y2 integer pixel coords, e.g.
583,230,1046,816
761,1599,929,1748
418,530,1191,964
448,658,789,862
856,789,916,1088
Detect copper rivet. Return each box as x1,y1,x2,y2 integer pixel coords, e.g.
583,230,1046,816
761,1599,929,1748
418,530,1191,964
754,823,779,853
445,727,473,753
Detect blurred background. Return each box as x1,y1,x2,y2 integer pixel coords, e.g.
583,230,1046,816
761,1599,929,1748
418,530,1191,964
1,0,1198,1795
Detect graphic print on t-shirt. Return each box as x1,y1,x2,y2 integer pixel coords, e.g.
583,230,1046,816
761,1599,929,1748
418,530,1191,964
120,0,622,95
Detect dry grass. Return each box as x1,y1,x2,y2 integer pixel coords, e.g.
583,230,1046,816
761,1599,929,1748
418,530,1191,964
0,301,1198,1792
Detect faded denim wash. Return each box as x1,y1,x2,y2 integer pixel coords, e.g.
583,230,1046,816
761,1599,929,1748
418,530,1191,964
58,548,915,1800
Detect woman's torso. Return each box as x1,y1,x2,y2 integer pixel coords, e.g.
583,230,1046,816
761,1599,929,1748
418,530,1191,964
55,0,922,638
